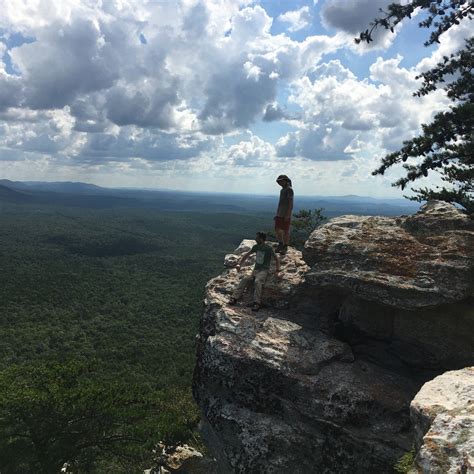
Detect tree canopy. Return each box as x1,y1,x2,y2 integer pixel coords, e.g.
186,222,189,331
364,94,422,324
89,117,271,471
0,360,200,473
357,1,473,213
291,209,327,249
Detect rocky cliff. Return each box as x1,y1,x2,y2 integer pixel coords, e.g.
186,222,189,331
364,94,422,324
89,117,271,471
193,201,474,473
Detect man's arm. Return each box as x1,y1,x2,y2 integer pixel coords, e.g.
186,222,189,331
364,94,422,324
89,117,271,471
235,250,253,271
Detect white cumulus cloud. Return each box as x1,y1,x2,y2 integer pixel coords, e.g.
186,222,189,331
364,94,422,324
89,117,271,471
278,6,312,32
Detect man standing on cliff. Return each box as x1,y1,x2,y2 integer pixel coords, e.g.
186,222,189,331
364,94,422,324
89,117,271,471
275,175,294,255
229,232,280,312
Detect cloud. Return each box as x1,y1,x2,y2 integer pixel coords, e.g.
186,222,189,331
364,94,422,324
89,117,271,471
416,20,473,72
321,0,403,50
0,107,74,148
69,96,109,133
0,70,22,111
321,0,394,35
198,56,278,134
1,1,347,138
262,103,292,122
275,57,450,161
76,128,213,164
276,127,355,161
0,41,22,110
105,78,180,129
10,18,121,109
278,6,312,33
0,0,462,196
222,135,275,167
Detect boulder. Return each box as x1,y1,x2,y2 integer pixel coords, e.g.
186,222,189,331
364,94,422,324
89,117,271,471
303,201,473,309
302,201,474,370
410,367,474,473
146,443,218,474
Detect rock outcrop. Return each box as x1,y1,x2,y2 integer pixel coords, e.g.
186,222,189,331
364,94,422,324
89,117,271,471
410,367,473,473
145,443,219,473
303,200,473,309
193,201,474,473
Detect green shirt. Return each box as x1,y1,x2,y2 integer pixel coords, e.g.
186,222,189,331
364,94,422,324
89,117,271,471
251,243,276,271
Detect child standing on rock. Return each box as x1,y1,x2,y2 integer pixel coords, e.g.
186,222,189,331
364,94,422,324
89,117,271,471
274,175,294,255
229,232,280,312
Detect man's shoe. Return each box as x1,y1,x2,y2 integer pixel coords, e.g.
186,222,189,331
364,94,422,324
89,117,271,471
229,297,238,305
275,242,284,253
279,244,288,255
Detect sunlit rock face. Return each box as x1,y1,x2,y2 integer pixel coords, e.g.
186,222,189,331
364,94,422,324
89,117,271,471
303,200,473,309
411,367,474,474
303,200,474,371
193,201,474,473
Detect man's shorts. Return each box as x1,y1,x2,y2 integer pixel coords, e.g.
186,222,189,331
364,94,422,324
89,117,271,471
274,216,291,232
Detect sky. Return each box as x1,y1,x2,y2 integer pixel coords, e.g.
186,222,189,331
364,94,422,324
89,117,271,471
0,0,471,197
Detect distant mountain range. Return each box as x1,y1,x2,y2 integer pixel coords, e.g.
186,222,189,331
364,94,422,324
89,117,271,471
0,180,109,194
0,179,420,216
0,184,31,202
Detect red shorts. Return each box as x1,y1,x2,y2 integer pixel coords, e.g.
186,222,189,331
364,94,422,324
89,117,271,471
274,216,291,232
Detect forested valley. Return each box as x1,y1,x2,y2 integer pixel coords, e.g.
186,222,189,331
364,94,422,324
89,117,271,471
0,200,268,472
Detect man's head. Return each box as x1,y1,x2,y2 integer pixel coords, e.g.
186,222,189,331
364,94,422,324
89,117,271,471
255,232,267,244
276,174,291,188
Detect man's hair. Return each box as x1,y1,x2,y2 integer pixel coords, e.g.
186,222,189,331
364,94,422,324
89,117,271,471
256,231,267,241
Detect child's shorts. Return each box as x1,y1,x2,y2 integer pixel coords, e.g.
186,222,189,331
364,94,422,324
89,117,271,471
274,216,291,232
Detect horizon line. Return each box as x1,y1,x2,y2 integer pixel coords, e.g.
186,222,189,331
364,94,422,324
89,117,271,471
0,178,416,202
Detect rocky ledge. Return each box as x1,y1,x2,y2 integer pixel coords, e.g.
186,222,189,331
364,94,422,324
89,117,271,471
193,202,474,473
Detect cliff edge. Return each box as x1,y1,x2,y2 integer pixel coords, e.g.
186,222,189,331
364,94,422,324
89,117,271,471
193,201,474,473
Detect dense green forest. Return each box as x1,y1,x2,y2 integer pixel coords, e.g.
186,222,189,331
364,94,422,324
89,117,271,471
0,201,268,472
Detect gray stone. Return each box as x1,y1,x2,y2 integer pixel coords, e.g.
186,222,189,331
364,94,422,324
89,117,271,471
303,201,473,309
410,367,474,473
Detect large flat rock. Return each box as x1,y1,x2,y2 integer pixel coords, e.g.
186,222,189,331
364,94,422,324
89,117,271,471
303,201,473,309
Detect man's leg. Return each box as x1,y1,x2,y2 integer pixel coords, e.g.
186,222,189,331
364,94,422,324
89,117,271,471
232,274,253,300
253,270,268,304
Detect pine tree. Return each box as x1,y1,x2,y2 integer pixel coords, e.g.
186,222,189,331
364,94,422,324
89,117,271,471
357,1,473,213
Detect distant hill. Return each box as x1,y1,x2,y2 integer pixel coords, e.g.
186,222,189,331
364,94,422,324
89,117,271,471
0,180,140,209
0,184,31,202
0,179,421,216
0,180,108,195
